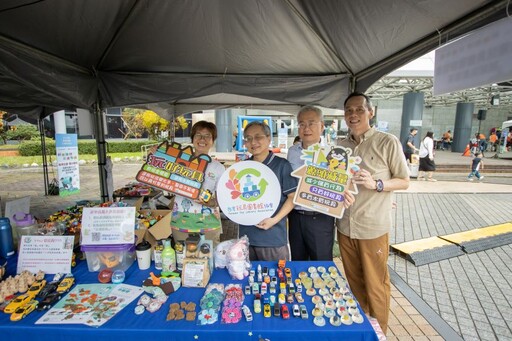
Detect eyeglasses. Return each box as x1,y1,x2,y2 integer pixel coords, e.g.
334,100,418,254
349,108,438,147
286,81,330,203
243,135,268,143
298,121,321,130
194,133,213,141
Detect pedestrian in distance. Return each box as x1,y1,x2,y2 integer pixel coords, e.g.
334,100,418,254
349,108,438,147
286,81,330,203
403,128,418,163
467,152,484,181
417,131,437,182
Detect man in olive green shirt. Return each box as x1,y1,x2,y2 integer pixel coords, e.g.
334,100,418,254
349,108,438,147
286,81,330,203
336,92,409,335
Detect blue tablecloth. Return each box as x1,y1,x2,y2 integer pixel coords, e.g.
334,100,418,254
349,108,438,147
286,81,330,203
0,257,378,341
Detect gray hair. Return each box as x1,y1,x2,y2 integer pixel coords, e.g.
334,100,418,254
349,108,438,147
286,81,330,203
244,120,271,136
297,105,323,121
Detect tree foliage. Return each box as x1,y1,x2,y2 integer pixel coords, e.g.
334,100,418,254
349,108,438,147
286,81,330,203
121,108,189,140
5,124,40,141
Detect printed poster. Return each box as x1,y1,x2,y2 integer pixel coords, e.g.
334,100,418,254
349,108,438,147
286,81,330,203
136,141,211,200
80,207,135,245
291,144,360,218
17,235,74,274
217,161,281,225
171,196,222,233
36,283,143,327
55,133,80,197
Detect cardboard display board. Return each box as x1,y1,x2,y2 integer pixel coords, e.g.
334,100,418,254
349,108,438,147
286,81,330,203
291,144,360,218
136,141,211,200
217,161,280,225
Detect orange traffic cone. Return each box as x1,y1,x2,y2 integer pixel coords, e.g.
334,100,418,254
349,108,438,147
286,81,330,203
462,144,471,156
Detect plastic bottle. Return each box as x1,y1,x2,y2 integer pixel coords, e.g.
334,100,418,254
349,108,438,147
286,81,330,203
0,217,15,258
161,239,176,275
154,240,163,270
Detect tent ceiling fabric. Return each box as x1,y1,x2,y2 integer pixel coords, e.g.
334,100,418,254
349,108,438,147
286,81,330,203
0,0,508,121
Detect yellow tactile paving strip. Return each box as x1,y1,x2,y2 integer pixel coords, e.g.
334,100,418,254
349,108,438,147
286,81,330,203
440,222,512,243
390,237,453,254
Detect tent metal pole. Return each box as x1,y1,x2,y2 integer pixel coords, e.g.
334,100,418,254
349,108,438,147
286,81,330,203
38,118,49,196
93,104,109,203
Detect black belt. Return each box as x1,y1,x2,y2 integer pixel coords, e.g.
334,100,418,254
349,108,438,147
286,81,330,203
294,209,318,216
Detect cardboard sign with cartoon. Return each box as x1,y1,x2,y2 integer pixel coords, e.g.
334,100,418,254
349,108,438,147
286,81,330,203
136,141,222,233
136,141,211,200
291,144,361,218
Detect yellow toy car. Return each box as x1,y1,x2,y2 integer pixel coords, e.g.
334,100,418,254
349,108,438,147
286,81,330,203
10,300,38,321
27,279,47,298
4,294,32,314
263,303,271,318
56,275,75,293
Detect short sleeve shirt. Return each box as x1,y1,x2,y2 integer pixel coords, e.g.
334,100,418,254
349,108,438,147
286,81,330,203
239,152,297,247
336,127,409,239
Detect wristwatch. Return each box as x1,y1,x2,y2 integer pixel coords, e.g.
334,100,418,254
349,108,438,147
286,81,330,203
375,179,384,192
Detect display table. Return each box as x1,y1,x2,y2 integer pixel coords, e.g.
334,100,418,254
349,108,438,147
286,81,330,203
0,257,378,341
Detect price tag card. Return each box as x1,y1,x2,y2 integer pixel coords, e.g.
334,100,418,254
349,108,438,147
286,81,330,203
81,207,135,245
17,235,74,274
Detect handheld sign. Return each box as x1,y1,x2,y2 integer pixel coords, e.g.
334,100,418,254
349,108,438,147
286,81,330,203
291,144,360,218
136,141,211,200
217,161,281,225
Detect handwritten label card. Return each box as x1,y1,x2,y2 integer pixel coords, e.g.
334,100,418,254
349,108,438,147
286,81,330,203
81,207,135,245
17,235,74,274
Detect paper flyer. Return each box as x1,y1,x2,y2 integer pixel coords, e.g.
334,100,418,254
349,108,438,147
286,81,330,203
80,207,135,245
291,144,360,218
16,235,74,274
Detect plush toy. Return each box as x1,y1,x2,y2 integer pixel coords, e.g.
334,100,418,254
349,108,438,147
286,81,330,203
226,236,251,280
214,239,235,269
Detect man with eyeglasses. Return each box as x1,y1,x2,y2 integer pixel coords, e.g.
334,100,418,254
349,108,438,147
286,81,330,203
171,121,226,246
336,92,409,335
287,106,338,261
238,121,297,261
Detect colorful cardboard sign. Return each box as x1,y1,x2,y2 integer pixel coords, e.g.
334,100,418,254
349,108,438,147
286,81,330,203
136,141,212,199
291,144,360,218
217,161,281,225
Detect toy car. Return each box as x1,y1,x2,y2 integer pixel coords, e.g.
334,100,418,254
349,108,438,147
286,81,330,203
262,266,268,276
292,304,300,317
281,304,290,319
300,304,309,319
260,282,267,295
242,305,253,322
253,299,262,314
37,292,62,311
269,268,275,277
27,279,47,298
263,303,271,318
10,300,38,321
278,259,286,269
286,293,294,303
56,275,75,293
37,281,59,300
245,285,251,295
273,302,280,317
4,294,33,314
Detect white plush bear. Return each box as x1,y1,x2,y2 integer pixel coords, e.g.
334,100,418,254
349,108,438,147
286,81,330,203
214,239,235,269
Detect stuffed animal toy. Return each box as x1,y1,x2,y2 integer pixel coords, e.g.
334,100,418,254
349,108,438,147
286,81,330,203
214,239,235,269
226,236,251,280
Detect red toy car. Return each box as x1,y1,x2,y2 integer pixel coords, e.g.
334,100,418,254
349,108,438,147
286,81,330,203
281,304,290,319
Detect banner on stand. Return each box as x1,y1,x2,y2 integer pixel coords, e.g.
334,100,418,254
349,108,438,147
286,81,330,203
55,133,80,197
